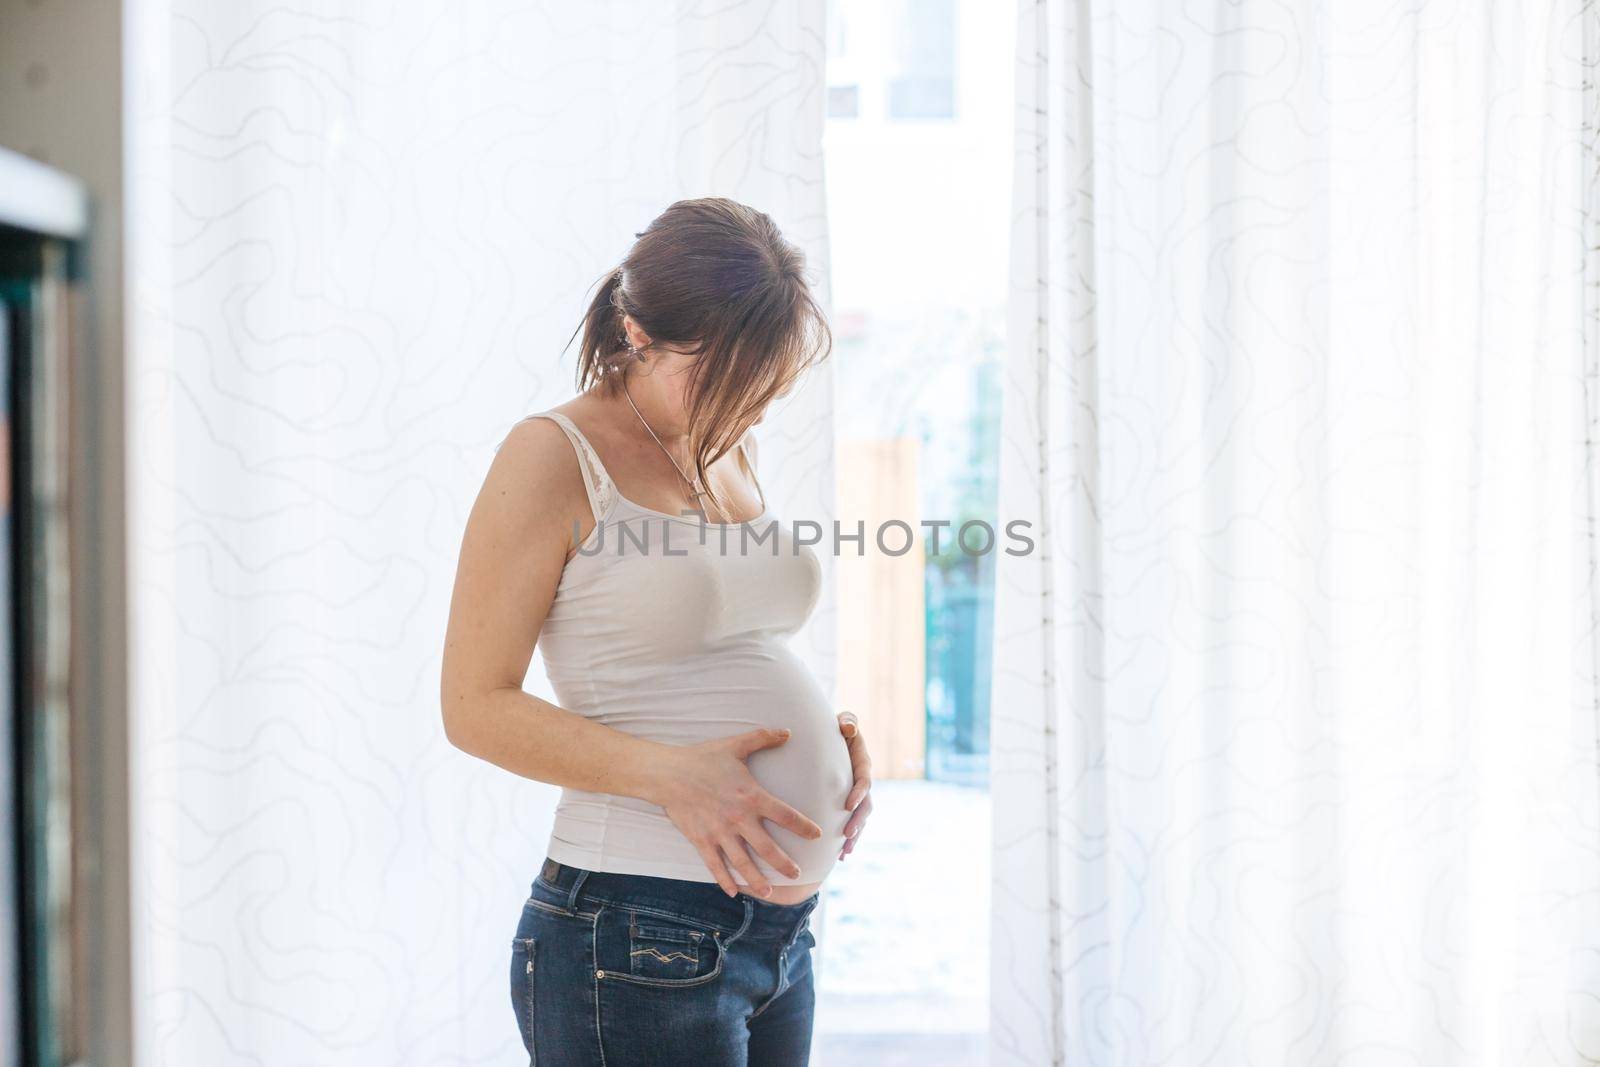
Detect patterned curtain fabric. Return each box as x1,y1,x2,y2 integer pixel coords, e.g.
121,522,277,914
124,3,833,1064
994,2,1600,1064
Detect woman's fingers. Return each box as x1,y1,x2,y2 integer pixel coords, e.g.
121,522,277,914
844,733,872,811
843,791,873,840
741,821,802,880
693,838,740,898
760,794,823,841
841,794,873,859
837,711,872,810
720,838,772,899
840,798,870,859
729,727,792,759
831,713,874,857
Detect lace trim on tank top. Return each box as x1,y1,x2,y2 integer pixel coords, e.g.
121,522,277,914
529,410,618,521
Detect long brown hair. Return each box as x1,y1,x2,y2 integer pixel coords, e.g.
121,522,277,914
566,197,832,516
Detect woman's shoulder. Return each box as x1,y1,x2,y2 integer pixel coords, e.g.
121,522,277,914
489,412,592,516
520,393,627,450
495,395,624,529
495,390,607,452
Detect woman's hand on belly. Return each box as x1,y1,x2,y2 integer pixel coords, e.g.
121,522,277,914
838,711,874,860
642,727,825,899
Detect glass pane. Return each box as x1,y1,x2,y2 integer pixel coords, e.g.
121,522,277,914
816,1,1012,1061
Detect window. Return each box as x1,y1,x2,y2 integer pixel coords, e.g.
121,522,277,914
888,0,956,119
813,2,1011,1062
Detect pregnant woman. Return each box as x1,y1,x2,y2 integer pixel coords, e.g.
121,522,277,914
440,198,873,1066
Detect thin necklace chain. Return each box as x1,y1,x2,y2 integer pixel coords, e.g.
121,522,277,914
622,379,707,504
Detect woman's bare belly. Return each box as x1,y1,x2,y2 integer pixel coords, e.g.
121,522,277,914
746,881,822,905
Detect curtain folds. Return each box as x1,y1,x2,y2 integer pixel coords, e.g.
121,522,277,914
995,2,1600,1064
125,4,832,1065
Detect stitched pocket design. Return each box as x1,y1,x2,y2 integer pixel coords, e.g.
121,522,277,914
628,921,713,981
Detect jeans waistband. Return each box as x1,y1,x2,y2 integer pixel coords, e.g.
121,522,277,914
536,857,819,946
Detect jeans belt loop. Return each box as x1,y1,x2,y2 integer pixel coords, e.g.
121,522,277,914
565,867,589,915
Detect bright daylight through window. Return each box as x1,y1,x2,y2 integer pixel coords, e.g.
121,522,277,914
813,2,1013,1064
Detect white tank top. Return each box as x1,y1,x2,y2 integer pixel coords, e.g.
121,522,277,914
506,410,853,886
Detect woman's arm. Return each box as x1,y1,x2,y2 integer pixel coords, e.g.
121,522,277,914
439,416,820,898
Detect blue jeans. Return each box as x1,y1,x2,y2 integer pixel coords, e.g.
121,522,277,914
509,857,820,1066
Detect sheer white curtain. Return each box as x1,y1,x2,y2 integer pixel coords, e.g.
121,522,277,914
125,3,832,1064
994,2,1600,1064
